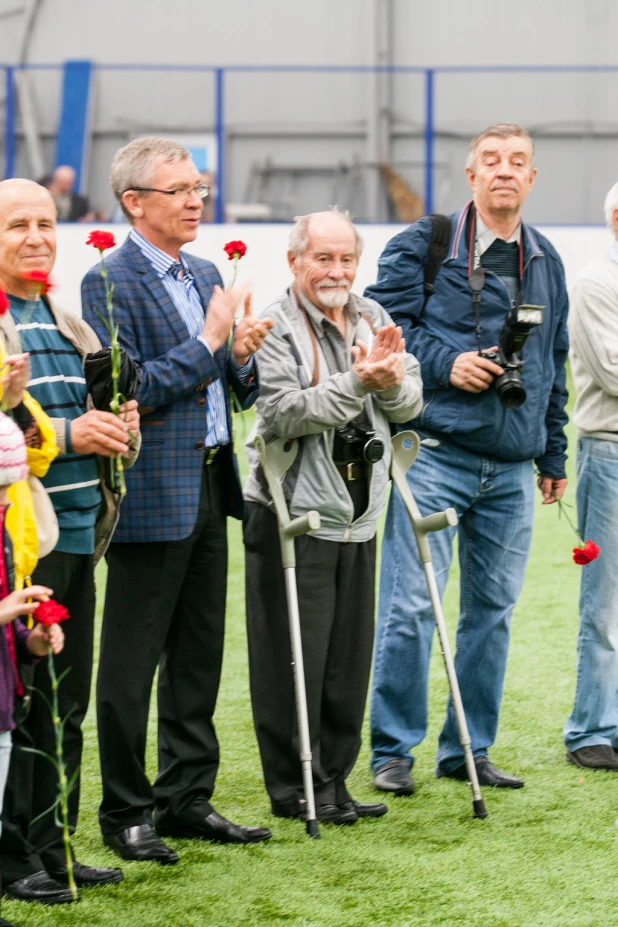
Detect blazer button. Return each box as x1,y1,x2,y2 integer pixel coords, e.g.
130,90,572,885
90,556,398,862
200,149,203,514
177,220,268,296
197,397,206,408
195,440,204,450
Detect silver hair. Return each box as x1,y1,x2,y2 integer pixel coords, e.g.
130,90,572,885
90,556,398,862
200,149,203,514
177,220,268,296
466,122,535,171
603,180,618,232
110,137,192,221
288,207,364,261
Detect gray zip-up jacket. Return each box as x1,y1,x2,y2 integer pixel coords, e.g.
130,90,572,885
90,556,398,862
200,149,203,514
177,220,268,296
244,287,423,542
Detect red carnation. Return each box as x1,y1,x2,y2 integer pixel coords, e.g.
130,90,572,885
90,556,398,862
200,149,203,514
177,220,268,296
223,240,247,261
86,230,116,252
35,599,70,627
21,269,53,296
0,289,9,316
572,540,601,565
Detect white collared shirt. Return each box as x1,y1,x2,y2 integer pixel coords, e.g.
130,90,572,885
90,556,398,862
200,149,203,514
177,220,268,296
476,214,521,255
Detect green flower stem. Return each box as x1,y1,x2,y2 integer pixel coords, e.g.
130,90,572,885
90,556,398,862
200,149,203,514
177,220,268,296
99,253,126,497
48,647,78,901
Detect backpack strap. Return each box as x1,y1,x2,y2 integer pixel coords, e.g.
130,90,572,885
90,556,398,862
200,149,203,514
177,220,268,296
423,213,452,309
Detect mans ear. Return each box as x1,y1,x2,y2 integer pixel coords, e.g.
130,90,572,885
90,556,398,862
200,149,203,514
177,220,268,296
122,191,143,220
287,250,299,275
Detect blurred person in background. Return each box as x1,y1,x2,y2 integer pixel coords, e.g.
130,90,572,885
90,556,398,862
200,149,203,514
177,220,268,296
564,181,618,771
243,208,423,824
365,123,569,797
45,166,92,222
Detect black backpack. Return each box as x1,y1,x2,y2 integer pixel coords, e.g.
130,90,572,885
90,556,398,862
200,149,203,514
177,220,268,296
422,213,452,309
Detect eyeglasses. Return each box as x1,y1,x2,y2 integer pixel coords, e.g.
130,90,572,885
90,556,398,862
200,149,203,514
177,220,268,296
127,183,210,200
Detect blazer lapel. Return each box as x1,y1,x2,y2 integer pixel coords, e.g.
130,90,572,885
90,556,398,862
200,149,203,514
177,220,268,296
122,237,191,346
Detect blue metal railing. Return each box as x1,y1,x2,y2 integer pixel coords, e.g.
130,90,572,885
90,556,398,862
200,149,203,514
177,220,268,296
4,62,618,222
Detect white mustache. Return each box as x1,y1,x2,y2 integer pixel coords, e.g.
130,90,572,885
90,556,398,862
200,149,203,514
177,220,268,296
316,281,350,289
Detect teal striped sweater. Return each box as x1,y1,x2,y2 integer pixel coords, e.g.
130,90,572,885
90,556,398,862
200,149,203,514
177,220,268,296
10,296,101,554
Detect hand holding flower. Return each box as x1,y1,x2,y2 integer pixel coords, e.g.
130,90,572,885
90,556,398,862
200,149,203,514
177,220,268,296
27,621,65,657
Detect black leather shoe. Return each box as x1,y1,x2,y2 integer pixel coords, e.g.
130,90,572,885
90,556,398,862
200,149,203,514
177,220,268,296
339,800,388,819
374,758,415,795
316,803,358,825
103,824,179,865
157,810,272,844
5,871,79,905
567,745,618,770
438,755,524,788
48,861,124,887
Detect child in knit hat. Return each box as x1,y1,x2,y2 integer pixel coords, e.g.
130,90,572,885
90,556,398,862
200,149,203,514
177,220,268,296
0,413,64,927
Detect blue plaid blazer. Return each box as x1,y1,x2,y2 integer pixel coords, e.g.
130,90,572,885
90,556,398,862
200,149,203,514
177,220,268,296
81,235,258,543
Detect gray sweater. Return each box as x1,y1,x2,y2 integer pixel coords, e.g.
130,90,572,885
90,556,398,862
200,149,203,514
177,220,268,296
569,250,618,441
244,288,423,542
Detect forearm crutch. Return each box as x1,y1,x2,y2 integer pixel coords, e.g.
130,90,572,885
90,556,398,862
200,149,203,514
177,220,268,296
390,431,488,820
255,435,321,838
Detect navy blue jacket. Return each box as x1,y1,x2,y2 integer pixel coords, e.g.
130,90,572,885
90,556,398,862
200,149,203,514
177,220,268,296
81,236,259,543
365,203,569,478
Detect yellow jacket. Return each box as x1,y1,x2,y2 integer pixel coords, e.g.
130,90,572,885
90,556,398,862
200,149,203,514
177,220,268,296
6,393,58,588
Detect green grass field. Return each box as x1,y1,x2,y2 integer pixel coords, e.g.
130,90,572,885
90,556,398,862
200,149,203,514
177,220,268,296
5,406,618,927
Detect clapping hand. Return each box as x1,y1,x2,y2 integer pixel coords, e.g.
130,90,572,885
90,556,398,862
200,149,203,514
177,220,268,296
351,324,406,392
232,292,274,365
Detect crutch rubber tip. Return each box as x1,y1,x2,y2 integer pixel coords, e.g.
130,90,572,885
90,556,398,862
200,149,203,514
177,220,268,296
306,819,321,838
473,799,488,819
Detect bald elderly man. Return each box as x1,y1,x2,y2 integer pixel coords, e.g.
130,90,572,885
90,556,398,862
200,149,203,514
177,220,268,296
0,179,139,905
244,208,423,824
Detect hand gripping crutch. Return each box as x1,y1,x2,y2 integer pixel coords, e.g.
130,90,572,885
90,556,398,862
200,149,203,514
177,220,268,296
254,435,322,838
391,431,488,820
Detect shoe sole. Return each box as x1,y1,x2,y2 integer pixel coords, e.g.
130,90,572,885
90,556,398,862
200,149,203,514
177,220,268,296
157,830,272,844
374,782,414,796
5,891,77,905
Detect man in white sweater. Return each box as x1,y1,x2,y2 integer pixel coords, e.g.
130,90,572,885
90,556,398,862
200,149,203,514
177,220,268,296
564,180,618,770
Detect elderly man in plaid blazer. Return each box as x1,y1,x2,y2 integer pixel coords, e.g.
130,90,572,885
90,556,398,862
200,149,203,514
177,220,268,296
81,138,273,865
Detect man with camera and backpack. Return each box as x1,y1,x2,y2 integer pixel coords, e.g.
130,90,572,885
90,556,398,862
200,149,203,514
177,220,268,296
243,208,423,825
366,123,569,796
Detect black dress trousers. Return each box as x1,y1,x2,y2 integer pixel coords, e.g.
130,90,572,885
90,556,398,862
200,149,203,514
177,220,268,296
97,457,229,835
244,498,376,816
0,550,96,882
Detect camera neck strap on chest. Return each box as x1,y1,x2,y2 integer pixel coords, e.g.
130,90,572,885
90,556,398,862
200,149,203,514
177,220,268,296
467,204,523,352
301,308,377,389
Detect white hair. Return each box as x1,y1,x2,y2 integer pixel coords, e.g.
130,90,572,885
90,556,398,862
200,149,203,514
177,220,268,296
603,181,618,231
288,207,363,260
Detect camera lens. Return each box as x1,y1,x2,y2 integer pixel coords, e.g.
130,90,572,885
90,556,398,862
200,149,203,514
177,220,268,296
496,375,526,409
363,438,385,464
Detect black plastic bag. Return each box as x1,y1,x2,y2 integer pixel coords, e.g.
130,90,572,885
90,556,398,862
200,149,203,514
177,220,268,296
83,347,141,411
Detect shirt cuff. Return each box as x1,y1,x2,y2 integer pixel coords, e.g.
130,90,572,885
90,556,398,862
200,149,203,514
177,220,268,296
230,354,255,382
65,420,73,454
197,335,214,355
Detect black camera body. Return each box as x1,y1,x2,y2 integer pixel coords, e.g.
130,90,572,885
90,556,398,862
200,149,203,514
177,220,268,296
333,418,385,465
479,305,544,409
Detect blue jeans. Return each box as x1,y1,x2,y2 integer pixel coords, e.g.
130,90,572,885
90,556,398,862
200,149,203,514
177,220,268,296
0,730,12,839
371,434,534,775
564,437,618,752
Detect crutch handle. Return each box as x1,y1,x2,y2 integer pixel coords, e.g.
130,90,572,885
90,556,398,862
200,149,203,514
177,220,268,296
283,512,321,539
415,508,458,536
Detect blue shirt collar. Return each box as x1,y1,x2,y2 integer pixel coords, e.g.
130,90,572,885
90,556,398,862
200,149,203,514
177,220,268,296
129,228,191,279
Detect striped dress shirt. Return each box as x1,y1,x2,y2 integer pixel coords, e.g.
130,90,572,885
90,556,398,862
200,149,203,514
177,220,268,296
130,229,252,447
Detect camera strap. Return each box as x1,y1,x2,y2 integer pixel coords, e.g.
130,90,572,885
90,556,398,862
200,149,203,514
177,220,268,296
301,308,377,389
467,204,524,353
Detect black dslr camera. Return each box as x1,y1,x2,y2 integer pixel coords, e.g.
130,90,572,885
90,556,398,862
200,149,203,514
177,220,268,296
333,417,385,465
479,305,544,409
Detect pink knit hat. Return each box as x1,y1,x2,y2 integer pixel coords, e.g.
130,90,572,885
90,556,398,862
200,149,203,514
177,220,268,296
0,413,28,487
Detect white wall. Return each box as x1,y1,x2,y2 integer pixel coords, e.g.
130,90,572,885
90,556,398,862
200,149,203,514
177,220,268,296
54,222,612,317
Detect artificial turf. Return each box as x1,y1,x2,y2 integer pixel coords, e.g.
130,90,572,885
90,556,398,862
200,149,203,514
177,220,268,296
5,406,616,927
